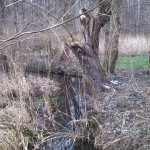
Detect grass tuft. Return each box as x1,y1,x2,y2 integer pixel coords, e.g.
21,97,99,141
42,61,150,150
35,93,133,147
116,55,149,69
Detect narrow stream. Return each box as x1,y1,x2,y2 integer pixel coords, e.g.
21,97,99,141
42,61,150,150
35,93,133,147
29,73,96,150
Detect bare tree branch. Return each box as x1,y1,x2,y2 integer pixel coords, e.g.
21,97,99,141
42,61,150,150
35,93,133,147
5,0,24,8
0,0,108,46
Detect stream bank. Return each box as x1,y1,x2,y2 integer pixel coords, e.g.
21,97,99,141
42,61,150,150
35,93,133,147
26,72,96,150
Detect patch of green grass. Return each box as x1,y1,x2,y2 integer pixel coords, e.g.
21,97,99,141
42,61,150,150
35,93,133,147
116,55,149,69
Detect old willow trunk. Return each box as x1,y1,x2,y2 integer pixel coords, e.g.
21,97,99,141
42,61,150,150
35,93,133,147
103,23,110,75
68,0,112,91
104,0,122,75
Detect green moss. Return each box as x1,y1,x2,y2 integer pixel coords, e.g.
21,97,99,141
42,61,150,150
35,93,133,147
51,94,65,106
21,125,33,137
25,65,48,73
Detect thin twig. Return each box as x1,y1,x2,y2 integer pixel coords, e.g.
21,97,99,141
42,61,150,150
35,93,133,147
0,10,38,44
24,0,74,39
5,0,24,8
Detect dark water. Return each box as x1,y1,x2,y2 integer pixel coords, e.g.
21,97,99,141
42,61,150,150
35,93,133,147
29,73,95,150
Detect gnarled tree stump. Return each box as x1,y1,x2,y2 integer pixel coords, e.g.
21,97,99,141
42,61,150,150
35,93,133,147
68,1,112,91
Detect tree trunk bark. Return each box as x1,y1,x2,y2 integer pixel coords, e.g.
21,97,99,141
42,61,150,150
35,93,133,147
12,0,22,62
103,23,110,75
104,0,122,74
0,0,5,39
68,1,112,91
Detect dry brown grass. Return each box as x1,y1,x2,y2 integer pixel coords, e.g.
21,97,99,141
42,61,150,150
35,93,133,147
0,67,59,150
119,35,150,55
99,35,150,55
90,69,150,150
0,102,31,150
0,28,150,149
